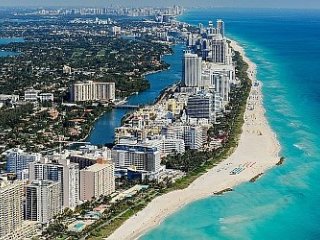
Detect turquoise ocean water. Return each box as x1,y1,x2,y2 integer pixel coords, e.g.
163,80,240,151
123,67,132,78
141,9,320,240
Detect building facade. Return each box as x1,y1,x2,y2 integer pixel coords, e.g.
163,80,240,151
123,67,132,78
6,148,41,179
187,93,215,122
0,177,24,237
79,163,115,201
182,51,202,87
214,73,230,103
25,180,61,224
71,81,115,102
161,125,204,150
24,89,40,102
112,145,161,172
29,159,80,209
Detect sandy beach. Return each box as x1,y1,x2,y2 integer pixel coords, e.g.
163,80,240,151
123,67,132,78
107,39,281,240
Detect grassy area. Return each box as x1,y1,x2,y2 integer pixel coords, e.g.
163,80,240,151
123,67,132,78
85,198,150,240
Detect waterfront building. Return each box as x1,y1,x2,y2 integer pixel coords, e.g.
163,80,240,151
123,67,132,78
144,137,185,156
112,145,161,172
208,36,227,64
182,51,202,87
213,92,224,113
185,20,232,65
162,138,185,155
187,92,215,123
79,163,115,201
184,125,204,150
0,176,24,237
216,19,225,37
202,61,235,84
161,125,204,150
214,73,230,103
207,20,216,36
25,180,61,224
71,80,115,102
29,158,80,209
5,148,41,180
187,33,199,47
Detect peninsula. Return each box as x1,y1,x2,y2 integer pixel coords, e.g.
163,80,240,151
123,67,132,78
107,39,280,239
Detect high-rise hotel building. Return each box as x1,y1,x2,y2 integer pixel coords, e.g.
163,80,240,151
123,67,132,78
71,80,115,102
0,176,24,237
111,145,161,172
29,158,80,209
216,19,225,37
182,51,202,87
209,35,227,64
79,163,115,201
25,180,61,224
187,93,215,122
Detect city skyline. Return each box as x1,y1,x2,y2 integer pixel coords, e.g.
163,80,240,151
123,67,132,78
0,0,320,9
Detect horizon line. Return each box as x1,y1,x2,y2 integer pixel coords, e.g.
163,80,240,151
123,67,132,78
0,6,320,10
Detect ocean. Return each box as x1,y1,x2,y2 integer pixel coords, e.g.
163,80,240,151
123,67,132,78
141,9,320,240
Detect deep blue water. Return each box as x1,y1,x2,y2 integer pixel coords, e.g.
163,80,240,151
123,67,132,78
141,9,320,240
88,44,184,144
0,37,24,57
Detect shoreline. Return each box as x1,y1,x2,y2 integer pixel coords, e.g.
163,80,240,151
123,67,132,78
107,39,281,240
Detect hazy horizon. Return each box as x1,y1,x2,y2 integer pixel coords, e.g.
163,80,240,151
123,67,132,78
1,0,320,9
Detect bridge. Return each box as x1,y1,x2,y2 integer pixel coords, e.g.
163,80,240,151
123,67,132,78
113,104,140,109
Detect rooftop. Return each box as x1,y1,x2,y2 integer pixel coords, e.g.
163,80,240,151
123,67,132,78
82,163,113,172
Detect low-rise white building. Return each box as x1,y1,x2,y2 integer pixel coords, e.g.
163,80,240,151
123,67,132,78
38,93,54,102
24,89,40,102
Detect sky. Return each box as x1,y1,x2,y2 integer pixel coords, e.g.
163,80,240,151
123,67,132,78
0,0,320,9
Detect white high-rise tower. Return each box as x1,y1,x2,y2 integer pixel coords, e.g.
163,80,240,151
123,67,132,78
216,19,225,37
182,51,202,87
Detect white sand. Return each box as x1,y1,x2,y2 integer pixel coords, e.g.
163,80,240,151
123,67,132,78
107,40,281,240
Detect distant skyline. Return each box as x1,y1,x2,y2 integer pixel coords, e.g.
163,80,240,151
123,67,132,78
1,0,320,9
